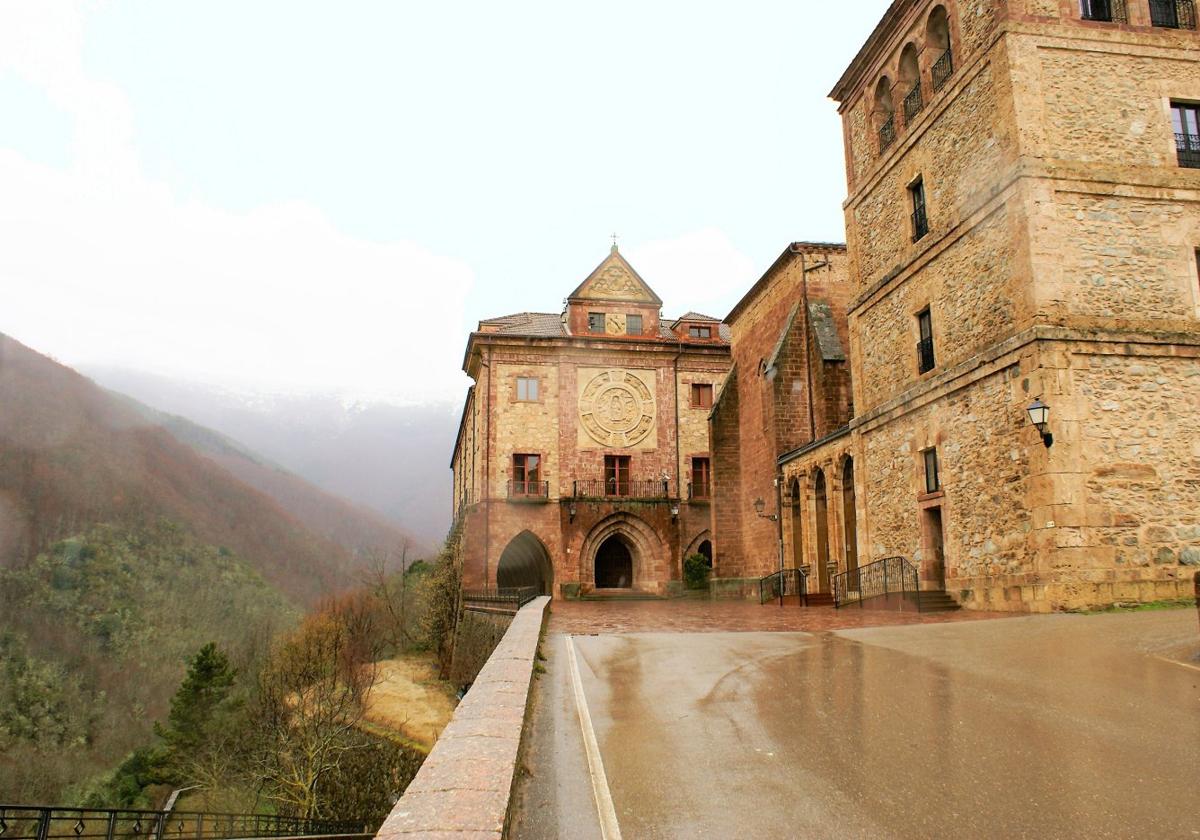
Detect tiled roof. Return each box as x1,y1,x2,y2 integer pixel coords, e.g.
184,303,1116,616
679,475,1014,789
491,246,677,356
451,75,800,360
672,311,721,323
478,312,565,337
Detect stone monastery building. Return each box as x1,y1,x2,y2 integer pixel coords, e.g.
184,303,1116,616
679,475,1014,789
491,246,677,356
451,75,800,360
450,245,731,596
453,0,1200,612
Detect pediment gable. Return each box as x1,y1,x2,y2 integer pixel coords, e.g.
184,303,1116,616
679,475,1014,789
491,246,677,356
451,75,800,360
568,246,662,305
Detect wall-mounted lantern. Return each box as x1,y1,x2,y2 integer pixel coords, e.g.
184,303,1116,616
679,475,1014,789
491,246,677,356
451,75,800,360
568,501,577,522
1026,398,1053,448
753,497,779,522
670,500,680,520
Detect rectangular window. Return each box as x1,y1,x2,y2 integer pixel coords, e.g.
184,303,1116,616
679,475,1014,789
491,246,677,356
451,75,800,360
516,377,538,401
916,308,936,374
691,382,714,409
512,453,541,495
923,447,940,494
1172,102,1200,168
1150,0,1193,27
910,178,929,242
604,455,631,496
691,457,711,499
588,312,605,333
626,314,643,335
688,325,712,339
1080,0,1125,22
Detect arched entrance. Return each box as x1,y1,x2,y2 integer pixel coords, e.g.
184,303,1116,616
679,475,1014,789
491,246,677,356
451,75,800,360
842,458,859,590
496,531,553,595
595,535,633,589
814,468,830,592
790,478,804,570
696,539,713,566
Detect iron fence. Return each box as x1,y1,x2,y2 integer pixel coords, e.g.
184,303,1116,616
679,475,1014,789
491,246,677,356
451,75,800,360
572,479,672,500
931,48,954,91
462,586,539,611
902,83,924,123
0,806,366,840
878,114,896,152
758,568,808,606
833,556,919,609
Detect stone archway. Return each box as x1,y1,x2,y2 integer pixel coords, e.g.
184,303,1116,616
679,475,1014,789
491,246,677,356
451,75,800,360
496,530,554,595
595,535,634,589
580,511,663,592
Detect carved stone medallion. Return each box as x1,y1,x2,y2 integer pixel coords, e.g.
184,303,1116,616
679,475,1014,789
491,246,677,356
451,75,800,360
579,370,655,448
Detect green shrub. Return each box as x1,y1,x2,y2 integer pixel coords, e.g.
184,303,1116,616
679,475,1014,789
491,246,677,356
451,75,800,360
683,554,712,590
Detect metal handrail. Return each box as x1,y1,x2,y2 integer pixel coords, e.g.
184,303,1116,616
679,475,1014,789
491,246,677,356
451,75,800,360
507,480,549,500
0,805,367,840
758,568,808,606
572,478,673,499
832,556,919,610
462,587,538,611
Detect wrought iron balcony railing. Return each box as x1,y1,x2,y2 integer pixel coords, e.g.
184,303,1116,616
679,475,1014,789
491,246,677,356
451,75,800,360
1176,132,1200,168
931,48,954,92
688,480,711,501
917,336,937,374
1080,0,1127,21
878,114,896,152
911,205,929,242
0,806,366,840
573,478,672,499
507,480,549,500
903,82,924,123
1150,0,1196,27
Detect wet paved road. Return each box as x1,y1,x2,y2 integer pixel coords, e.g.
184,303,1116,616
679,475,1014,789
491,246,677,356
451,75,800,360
510,608,1200,839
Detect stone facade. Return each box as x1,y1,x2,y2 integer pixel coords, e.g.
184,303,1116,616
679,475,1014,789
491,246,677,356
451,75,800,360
451,246,731,597
786,0,1200,611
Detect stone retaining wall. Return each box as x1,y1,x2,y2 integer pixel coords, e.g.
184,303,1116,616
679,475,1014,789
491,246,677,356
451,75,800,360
375,595,549,839
448,607,515,690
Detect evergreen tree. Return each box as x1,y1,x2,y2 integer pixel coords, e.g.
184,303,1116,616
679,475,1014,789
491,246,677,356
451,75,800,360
155,643,238,762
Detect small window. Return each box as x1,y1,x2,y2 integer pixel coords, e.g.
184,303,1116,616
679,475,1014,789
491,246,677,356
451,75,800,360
688,325,712,339
910,178,929,242
626,314,643,335
1080,0,1124,22
691,383,714,409
512,453,541,495
516,377,538,401
588,312,605,333
604,455,631,496
691,457,711,499
916,308,935,374
923,447,940,494
1171,102,1200,168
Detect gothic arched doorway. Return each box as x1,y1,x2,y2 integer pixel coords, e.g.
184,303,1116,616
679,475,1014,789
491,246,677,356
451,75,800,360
842,457,859,590
496,531,553,595
697,539,713,566
790,478,804,570
814,468,830,592
595,535,634,589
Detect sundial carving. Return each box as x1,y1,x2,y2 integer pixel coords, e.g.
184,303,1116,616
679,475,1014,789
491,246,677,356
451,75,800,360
579,370,656,448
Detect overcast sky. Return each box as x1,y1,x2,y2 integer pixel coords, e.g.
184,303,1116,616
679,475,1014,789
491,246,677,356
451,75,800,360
0,1,889,404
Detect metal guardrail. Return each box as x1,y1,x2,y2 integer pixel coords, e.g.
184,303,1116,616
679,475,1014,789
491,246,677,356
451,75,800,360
902,82,924,123
833,556,919,610
571,479,673,500
878,114,896,152
931,48,954,91
0,806,366,840
506,480,549,500
461,587,538,611
1175,132,1200,168
758,568,808,606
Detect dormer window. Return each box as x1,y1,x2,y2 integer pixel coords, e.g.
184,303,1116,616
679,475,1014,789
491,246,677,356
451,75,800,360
588,312,605,333
688,325,712,340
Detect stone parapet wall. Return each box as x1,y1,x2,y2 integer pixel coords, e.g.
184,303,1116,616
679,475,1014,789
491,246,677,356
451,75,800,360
375,596,549,839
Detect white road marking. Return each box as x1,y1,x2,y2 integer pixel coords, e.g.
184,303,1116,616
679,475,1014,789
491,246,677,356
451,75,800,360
565,634,623,840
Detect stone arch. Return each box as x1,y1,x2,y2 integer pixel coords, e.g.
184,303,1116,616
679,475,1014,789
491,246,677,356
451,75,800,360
496,530,553,595
873,76,895,123
684,530,713,568
926,4,951,54
899,42,921,92
580,511,663,590
813,467,831,592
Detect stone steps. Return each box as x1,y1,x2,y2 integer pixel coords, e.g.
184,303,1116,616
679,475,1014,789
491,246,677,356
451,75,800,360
918,590,961,612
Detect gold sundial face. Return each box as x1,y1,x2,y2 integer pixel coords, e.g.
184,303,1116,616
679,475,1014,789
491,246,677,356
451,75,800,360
579,370,655,448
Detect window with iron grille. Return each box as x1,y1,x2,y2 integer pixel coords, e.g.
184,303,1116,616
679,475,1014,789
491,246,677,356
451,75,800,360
691,457,711,499
691,383,714,409
1080,0,1126,21
910,178,929,242
1150,0,1196,27
604,455,631,496
923,447,941,494
1172,102,1200,168
588,312,605,333
516,376,538,401
512,454,541,494
916,308,936,373
626,314,643,335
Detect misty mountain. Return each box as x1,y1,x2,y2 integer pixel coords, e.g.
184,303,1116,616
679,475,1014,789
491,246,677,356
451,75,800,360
82,366,458,545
